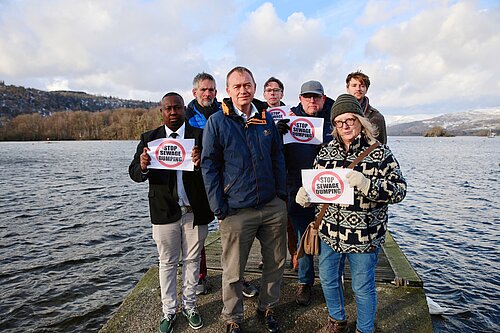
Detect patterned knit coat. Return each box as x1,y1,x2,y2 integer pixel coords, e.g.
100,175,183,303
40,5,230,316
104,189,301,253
314,134,406,253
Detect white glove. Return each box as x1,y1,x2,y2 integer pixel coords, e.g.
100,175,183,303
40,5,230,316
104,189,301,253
346,171,371,195
295,187,311,207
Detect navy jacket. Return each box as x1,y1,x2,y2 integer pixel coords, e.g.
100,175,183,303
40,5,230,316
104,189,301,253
201,98,286,220
286,97,334,218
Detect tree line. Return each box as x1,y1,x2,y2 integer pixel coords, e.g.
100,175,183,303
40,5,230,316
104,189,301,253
0,108,162,141
423,126,454,137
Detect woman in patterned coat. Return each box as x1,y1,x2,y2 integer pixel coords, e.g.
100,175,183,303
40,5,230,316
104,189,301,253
295,94,407,333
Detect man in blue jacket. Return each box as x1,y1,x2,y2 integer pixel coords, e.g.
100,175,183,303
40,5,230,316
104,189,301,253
201,66,287,333
186,72,220,296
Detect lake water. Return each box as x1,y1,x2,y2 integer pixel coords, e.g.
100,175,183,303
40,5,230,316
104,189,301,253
0,137,498,332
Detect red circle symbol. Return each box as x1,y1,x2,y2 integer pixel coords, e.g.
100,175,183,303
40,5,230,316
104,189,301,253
290,118,315,142
312,170,345,201
268,107,286,120
155,139,186,168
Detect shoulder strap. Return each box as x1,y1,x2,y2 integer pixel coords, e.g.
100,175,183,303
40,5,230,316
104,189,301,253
347,141,380,169
312,141,380,229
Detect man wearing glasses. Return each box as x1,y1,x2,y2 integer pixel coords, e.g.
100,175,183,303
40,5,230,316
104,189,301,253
281,81,334,307
263,76,299,272
263,77,285,108
346,71,387,144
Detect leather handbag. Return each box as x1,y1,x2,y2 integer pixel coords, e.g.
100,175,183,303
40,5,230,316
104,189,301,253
296,142,380,258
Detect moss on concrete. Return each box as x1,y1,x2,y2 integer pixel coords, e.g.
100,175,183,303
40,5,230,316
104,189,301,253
99,268,432,333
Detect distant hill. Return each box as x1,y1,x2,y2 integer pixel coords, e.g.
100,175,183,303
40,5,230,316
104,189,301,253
0,82,157,121
387,108,500,136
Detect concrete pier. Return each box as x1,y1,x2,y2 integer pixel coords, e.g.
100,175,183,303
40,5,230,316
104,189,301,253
99,231,432,333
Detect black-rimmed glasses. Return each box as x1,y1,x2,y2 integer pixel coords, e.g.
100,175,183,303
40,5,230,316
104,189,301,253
334,117,357,128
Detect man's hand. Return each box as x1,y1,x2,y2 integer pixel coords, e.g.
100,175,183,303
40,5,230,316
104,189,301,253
192,145,201,167
140,147,151,171
346,170,370,195
295,187,311,207
276,119,290,135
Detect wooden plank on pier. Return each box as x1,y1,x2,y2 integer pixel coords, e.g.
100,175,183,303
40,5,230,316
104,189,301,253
204,230,397,284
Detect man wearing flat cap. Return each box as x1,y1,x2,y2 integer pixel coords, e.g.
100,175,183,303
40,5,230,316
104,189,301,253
276,81,334,307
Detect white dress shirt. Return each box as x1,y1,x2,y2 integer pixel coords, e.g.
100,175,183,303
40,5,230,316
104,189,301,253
164,124,190,207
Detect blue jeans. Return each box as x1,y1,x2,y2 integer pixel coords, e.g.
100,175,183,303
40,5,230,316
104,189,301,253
318,238,379,333
290,214,315,285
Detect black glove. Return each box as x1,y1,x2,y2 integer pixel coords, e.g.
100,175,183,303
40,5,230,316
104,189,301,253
276,119,290,135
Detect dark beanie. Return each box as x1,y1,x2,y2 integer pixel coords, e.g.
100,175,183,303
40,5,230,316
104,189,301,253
330,94,364,122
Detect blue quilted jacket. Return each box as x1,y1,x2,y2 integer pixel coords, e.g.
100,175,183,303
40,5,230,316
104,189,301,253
201,98,286,219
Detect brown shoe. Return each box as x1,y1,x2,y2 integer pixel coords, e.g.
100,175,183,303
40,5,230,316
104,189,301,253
292,254,299,271
326,317,347,333
226,321,241,333
295,283,312,306
257,308,280,333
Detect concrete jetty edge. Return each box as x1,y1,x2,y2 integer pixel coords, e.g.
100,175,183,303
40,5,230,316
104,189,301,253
99,231,432,333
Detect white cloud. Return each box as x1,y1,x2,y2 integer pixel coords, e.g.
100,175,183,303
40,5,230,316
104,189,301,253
364,1,500,114
46,78,70,91
226,3,347,104
0,0,235,101
360,0,414,26
0,0,499,117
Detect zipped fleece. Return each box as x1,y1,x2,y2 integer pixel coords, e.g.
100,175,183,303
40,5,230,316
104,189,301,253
314,134,407,253
201,98,286,220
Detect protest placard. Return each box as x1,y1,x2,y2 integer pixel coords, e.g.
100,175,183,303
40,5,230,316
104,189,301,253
301,169,354,204
282,116,324,145
147,138,195,171
268,105,292,122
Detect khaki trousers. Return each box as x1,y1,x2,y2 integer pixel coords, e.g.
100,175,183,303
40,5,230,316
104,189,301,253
152,212,208,315
219,196,287,323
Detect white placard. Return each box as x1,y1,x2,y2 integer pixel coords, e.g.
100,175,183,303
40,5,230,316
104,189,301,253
147,138,195,171
283,116,324,145
268,105,292,122
301,169,354,204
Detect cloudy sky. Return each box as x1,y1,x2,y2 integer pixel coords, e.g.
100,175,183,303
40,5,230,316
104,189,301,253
0,0,499,123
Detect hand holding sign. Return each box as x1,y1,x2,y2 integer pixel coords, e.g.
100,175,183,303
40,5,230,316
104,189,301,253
301,169,354,204
346,170,370,195
140,147,151,171
295,187,311,207
282,116,324,145
192,145,201,167
147,138,195,171
276,119,290,135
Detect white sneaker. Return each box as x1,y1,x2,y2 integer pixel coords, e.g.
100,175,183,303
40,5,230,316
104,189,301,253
196,278,207,295
242,280,259,298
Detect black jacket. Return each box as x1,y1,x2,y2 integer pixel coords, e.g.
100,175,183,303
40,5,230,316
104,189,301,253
129,122,213,226
286,97,334,218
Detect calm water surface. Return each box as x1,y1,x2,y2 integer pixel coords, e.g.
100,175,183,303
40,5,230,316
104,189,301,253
0,137,498,332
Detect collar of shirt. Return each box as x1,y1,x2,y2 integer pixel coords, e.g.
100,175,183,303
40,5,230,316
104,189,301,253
164,123,185,139
233,103,258,122
164,123,190,207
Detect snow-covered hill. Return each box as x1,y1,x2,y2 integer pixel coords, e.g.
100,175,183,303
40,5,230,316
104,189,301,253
387,108,499,136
